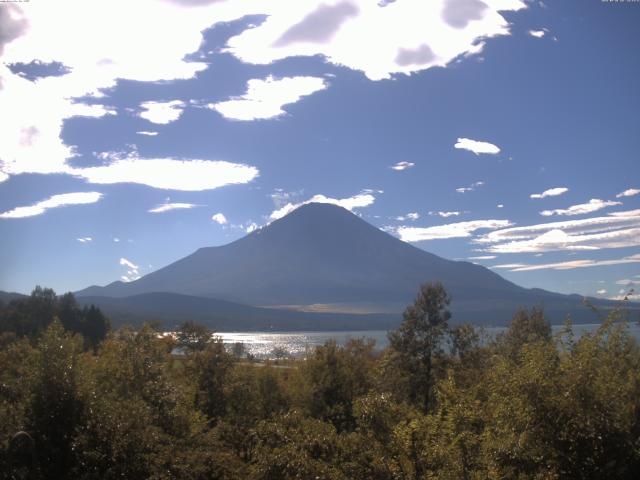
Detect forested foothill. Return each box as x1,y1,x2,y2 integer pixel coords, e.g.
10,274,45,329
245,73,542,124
1,283,639,479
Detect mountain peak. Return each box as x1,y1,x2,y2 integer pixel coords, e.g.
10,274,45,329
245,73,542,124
273,202,360,225
74,198,622,326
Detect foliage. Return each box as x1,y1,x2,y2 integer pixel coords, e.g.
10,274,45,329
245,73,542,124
1,284,640,479
387,281,451,411
0,287,110,349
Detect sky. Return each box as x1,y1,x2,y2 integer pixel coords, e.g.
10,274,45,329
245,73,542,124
0,0,639,301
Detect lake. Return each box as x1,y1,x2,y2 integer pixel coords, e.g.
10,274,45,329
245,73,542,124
216,322,640,359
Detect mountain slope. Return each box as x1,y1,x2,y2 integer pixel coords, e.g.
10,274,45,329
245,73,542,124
78,203,522,304
76,292,398,331
76,203,632,325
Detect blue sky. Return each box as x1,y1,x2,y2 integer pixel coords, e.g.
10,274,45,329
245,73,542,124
0,0,639,300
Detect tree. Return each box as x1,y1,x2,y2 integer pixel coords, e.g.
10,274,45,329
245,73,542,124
81,305,110,351
300,339,376,432
495,306,551,359
27,320,84,478
177,320,214,352
0,288,110,350
388,282,451,411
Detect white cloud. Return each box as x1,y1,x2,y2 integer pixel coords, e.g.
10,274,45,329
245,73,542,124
0,0,525,184
0,192,102,219
477,209,640,253
119,257,140,282
212,213,227,225
540,198,622,217
120,258,138,270
390,161,414,171
397,219,512,242
497,204,504,208
454,137,500,155
608,293,640,302
492,254,640,272
270,188,304,208
396,212,420,221
211,75,327,121
148,202,198,213
269,190,377,221
456,181,484,193
245,222,259,233
0,171,8,183
468,255,496,260
528,29,546,38
596,289,607,295
139,100,185,124
0,0,225,180
137,131,159,136
226,0,526,81
429,210,461,218
615,279,640,286
616,188,640,198
77,237,93,243
530,187,568,199
75,151,258,191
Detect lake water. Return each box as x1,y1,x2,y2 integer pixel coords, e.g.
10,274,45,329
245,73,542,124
217,323,640,359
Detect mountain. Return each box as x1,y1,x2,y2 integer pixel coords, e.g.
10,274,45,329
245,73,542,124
76,292,398,331
0,291,27,305
77,203,632,326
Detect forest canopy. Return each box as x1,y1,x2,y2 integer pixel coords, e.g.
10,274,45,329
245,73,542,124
1,284,639,479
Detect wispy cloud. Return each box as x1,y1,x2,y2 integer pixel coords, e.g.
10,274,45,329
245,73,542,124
608,293,640,302
0,0,524,187
139,100,185,124
269,190,377,221
429,211,462,218
396,212,420,221
245,222,259,233
454,138,500,155
390,161,414,171
119,257,140,282
616,188,640,198
270,189,304,208
456,181,484,193
0,192,103,219
77,237,93,243
211,75,327,121
530,187,568,199
148,202,198,213
528,29,547,38
468,255,496,260
211,213,227,225
477,208,640,253
136,131,159,136
76,151,258,192
540,198,621,217
397,219,512,242
492,253,640,272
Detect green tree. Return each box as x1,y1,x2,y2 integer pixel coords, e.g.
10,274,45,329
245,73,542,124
177,320,214,352
27,320,84,478
188,336,235,423
300,338,375,432
495,306,551,359
387,282,451,411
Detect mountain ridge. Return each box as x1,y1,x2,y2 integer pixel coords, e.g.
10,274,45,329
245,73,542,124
75,202,635,326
